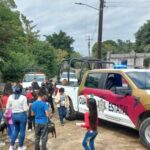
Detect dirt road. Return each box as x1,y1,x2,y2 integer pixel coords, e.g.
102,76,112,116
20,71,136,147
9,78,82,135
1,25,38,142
45,117,147,150
1,115,147,150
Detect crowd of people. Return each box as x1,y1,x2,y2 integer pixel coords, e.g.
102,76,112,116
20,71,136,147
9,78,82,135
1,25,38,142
0,79,98,150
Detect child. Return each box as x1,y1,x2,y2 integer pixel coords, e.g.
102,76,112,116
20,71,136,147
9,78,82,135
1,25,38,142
31,87,50,150
55,88,69,125
76,97,98,150
4,108,14,142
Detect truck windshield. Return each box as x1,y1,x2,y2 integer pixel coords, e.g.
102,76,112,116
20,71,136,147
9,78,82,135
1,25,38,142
62,73,76,79
23,74,45,82
126,72,150,89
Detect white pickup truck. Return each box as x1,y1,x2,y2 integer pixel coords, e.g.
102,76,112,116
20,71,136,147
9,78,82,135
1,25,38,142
22,72,46,89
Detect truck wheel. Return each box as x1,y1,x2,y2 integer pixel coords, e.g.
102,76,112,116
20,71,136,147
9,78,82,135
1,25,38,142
139,118,150,149
65,100,76,121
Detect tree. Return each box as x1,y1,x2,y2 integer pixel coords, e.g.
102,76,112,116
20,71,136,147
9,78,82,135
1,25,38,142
45,30,74,53
1,0,16,8
55,49,68,62
135,20,150,52
117,39,134,53
144,57,150,68
0,0,66,81
29,41,57,78
0,1,25,60
92,40,118,59
2,51,37,81
70,51,82,59
21,14,40,46
92,40,135,59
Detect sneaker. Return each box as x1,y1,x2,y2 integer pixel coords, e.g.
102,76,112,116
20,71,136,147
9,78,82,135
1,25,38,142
17,145,27,150
27,129,32,132
5,139,10,142
15,139,19,143
9,146,14,150
0,142,5,148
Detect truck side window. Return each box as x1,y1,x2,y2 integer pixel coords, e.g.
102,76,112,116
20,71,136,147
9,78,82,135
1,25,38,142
85,73,103,88
105,73,130,92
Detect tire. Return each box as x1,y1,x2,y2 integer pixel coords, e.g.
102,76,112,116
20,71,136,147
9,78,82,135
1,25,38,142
65,100,76,121
139,118,150,149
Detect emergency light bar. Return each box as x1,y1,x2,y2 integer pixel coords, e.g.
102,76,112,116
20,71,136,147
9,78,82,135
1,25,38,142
114,64,127,69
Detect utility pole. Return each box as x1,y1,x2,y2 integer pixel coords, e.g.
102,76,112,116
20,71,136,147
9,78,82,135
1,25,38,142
98,0,105,59
87,36,92,57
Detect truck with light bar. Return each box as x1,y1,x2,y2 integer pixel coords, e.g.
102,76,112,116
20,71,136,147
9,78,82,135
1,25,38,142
56,58,150,149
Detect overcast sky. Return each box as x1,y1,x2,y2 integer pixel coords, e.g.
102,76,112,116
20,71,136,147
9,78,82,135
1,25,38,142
15,0,150,56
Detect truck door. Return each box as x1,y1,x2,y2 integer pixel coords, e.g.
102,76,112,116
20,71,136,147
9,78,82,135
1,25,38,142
103,73,145,128
78,72,107,113
78,72,141,128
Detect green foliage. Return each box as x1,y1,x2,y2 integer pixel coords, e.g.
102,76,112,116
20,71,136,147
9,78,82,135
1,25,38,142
92,40,118,59
92,40,135,59
29,41,57,78
2,51,37,81
135,20,150,52
144,57,150,68
21,14,40,46
116,39,135,54
0,0,16,8
45,30,74,52
0,1,80,81
70,51,82,59
0,1,25,60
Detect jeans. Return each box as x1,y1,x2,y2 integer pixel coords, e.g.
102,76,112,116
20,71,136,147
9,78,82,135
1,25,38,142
7,124,14,140
35,123,48,150
0,112,2,124
82,131,98,150
11,112,27,147
58,106,66,124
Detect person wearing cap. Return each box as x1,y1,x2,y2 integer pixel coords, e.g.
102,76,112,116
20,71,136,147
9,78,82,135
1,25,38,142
6,84,28,150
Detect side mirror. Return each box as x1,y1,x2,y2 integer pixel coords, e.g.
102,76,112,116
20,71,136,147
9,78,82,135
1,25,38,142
115,86,132,96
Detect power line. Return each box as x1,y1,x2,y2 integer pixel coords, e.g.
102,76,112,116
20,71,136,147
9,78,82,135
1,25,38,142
105,0,150,8
106,5,150,8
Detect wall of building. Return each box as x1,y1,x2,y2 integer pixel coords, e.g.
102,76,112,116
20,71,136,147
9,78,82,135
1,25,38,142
107,51,150,68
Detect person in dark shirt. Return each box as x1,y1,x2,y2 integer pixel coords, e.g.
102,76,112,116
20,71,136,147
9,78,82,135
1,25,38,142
46,80,55,113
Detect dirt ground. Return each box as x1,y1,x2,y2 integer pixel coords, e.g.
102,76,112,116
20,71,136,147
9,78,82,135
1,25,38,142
0,114,147,150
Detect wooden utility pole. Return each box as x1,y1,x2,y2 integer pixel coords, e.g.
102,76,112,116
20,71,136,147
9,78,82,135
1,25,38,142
98,0,105,59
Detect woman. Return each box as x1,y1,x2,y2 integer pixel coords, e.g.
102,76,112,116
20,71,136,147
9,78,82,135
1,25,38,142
2,82,13,142
0,94,3,123
2,82,13,109
77,97,98,150
7,84,28,150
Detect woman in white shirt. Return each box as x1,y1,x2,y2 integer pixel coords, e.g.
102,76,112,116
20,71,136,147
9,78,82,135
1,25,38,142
7,85,28,150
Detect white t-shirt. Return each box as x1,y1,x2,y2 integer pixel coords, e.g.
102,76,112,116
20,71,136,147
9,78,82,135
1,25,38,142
6,94,28,113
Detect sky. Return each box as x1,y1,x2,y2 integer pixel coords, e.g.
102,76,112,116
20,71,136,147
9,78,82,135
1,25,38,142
15,0,150,56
